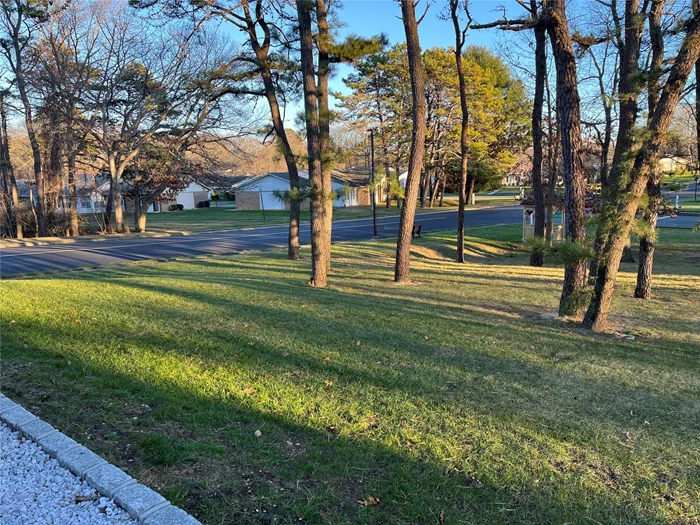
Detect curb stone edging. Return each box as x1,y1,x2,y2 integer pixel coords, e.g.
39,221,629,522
0,394,201,525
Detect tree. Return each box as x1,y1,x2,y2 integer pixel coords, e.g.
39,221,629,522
394,0,428,283
123,144,188,231
634,0,665,299
82,1,238,233
529,2,547,267
448,0,469,263
543,0,588,315
1,0,52,236
584,3,700,330
30,0,102,236
0,87,22,238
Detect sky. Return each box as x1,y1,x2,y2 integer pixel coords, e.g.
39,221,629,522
328,0,525,95
271,0,529,126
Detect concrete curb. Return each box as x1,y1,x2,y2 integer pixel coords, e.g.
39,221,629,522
0,393,201,525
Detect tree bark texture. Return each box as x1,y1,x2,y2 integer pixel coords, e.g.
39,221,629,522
530,21,547,267
634,0,664,298
394,0,427,282
545,0,587,313
315,0,334,276
297,0,328,286
450,0,468,263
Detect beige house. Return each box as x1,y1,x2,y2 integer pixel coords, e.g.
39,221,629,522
659,156,689,173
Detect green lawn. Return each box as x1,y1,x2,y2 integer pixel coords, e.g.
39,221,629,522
679,197,700,214
122,200,513,234
1,226,699,524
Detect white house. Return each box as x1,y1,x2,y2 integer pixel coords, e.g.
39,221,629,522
97,177,212,213
148,179,211,212
234,170,369,211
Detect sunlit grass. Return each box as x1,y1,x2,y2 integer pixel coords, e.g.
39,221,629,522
1,225,698,524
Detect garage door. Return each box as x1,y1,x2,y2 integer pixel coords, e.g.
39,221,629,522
260,192,283,210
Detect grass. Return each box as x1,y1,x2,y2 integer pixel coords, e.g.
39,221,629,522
678,197,700,214
82,200,514,235
1,225,699,524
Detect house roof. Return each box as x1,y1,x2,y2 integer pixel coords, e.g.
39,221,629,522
236,168,370,191
332,167,370,188
235,172,311,191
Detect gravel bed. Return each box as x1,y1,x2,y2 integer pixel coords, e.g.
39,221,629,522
0,423,136,525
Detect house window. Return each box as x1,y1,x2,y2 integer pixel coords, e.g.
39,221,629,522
80,199,92,209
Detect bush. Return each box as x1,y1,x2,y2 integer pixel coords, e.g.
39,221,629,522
177,204,184,211
169,204,179,211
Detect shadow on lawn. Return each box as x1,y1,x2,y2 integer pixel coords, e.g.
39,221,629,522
5,253,698,523
2,341,681,525
35,264,700,434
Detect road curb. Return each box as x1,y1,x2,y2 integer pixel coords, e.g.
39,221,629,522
0,393,201,525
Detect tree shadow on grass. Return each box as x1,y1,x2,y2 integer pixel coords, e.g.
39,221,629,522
1,342,687,525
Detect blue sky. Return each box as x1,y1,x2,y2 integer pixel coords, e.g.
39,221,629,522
330,0,526,95
275,0,529,125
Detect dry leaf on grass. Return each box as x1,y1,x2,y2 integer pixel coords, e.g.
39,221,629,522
357,496,380,506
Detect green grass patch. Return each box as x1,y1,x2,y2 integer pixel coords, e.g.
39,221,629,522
678,197,700,214
1,225,698,524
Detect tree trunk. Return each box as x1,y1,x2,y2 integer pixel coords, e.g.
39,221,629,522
315,0,333,276
634,178,659,298
243,0,302,260
0,96,22,238
450,0,468,263
546,0,587,315
394,0,427,283
134,193,152,233
67,153,79,236
111,173,125,233
634,1,664,299
530,21,547,267
297,0,327,287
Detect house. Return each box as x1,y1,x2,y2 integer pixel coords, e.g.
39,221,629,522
659,156,689,173
234,169,370,211
17,174,108,215
98,176,212,213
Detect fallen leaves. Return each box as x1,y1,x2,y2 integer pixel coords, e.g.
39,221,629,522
357,496,380,506
324,380,333,388
243,387,256,396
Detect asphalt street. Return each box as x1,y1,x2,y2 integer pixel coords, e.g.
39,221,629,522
1,206,697,277
0,206,520,276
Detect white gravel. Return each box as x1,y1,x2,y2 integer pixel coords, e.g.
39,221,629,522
0,423,137,525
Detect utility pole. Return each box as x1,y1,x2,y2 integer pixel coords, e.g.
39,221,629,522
369,128,378,238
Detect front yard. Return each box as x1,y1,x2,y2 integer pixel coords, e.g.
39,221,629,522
1,225,698,524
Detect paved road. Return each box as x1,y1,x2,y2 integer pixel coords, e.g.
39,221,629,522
0,206,521,277
2,206,696,277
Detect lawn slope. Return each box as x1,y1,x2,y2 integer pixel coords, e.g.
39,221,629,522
1,225,698,524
